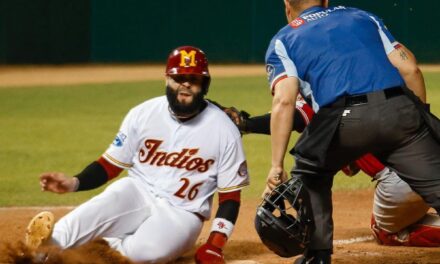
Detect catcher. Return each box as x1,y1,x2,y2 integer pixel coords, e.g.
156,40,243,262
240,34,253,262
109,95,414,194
219,97,440,247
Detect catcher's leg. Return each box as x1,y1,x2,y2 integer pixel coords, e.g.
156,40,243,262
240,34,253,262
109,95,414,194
383,127,440,213
371,213,440,247
373,167,429,233
406,214,440,246
371,167,439,246
52,177,152,248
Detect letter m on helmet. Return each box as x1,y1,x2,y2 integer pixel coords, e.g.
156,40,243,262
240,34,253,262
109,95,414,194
179,50,197,67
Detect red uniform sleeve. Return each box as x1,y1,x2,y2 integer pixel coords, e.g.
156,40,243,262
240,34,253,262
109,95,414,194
354,153,386,177
97,156,124,180
218,190,241,204
295,98,314,126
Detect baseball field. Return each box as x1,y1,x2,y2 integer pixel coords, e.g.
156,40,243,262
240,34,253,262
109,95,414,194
0,65,439,263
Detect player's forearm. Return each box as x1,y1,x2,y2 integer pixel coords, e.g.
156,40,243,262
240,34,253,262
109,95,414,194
73,157,123,191
206,191,241,249
400,68,426,103
74,161,109,191
246,114,271,135
270,100,295,167
246,109,306,135
270,77,298,167
214,190,241,226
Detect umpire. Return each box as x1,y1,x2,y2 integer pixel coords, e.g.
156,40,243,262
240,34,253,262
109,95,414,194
264,0,440,263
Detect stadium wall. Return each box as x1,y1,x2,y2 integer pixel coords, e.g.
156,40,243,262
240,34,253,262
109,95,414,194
0,0,438,64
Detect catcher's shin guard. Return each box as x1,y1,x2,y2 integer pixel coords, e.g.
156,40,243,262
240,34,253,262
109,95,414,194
25,211,55,251
406,219,440,247
371,214,440,247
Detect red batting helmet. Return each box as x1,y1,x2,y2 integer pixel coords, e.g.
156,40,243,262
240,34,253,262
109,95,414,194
166,46,209,77
166,46,211,93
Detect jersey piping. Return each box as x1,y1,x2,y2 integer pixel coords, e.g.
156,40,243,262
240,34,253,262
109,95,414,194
103,153,133,169
218,182,250,193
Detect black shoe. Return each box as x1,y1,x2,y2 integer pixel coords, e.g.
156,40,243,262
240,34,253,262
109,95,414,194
293,250,331,264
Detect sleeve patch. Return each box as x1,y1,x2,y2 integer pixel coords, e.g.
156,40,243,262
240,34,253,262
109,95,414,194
112,132,127,147
238,161,248,177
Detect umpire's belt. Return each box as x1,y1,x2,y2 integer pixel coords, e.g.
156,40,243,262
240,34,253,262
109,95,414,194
330,86,404,107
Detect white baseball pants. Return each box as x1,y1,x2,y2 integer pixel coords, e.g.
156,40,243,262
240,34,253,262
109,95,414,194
51,177,203,263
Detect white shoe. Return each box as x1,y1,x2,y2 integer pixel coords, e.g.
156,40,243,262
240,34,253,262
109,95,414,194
25,211,55,251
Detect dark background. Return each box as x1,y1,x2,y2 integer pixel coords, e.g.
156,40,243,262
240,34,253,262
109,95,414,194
0,0,438,64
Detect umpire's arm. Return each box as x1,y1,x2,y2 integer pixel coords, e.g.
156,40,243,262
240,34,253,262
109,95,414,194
266,77,299,190
388,43,426,103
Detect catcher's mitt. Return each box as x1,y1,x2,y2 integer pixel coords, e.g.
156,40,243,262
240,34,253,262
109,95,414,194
223,107,250,134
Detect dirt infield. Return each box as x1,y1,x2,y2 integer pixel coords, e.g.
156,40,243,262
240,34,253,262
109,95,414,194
0,65,266,88
1,190,439,264
0,64,439,88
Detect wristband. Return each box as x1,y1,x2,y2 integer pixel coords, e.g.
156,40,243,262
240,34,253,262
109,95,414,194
72,177,80,192
211,218,234,238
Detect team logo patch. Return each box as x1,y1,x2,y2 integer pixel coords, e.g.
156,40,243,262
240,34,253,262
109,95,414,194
238,161,248,177
217,221,226,229
112,132,127,147
266,64,275,81
290,17,305,28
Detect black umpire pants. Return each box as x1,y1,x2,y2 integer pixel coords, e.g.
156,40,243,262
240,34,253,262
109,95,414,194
291,87,440,251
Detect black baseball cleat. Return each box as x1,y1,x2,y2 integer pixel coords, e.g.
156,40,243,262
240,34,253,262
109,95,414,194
293,249,331,264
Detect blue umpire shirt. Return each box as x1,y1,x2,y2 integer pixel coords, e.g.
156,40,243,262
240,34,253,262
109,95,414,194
265,5,405,112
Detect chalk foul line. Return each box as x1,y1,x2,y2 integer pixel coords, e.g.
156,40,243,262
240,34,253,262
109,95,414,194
334,235,375,245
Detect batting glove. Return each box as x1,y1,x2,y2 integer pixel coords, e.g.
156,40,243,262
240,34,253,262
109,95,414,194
195,232,226,264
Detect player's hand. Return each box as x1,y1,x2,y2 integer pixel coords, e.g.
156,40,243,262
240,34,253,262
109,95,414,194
223,107,242,125
261,185,273,199
223,107,250,134
195,243,225,264
264,166,288,193
40,172,78,193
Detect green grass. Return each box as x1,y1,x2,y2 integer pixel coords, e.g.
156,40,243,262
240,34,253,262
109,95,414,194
0,73,439,205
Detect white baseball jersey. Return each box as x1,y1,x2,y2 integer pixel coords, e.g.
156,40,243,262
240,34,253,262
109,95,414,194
103,96,249,219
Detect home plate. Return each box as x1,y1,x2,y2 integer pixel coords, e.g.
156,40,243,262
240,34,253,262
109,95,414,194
229,261,260,264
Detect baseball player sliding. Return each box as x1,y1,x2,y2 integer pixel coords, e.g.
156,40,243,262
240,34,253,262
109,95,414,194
24,46,249,264
221,96,440,247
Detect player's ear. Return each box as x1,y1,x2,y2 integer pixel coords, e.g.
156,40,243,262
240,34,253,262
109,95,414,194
165,75,171,86
284,0,293,22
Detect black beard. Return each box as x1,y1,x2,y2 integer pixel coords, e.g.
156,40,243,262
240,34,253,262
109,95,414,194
166,85,205,117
